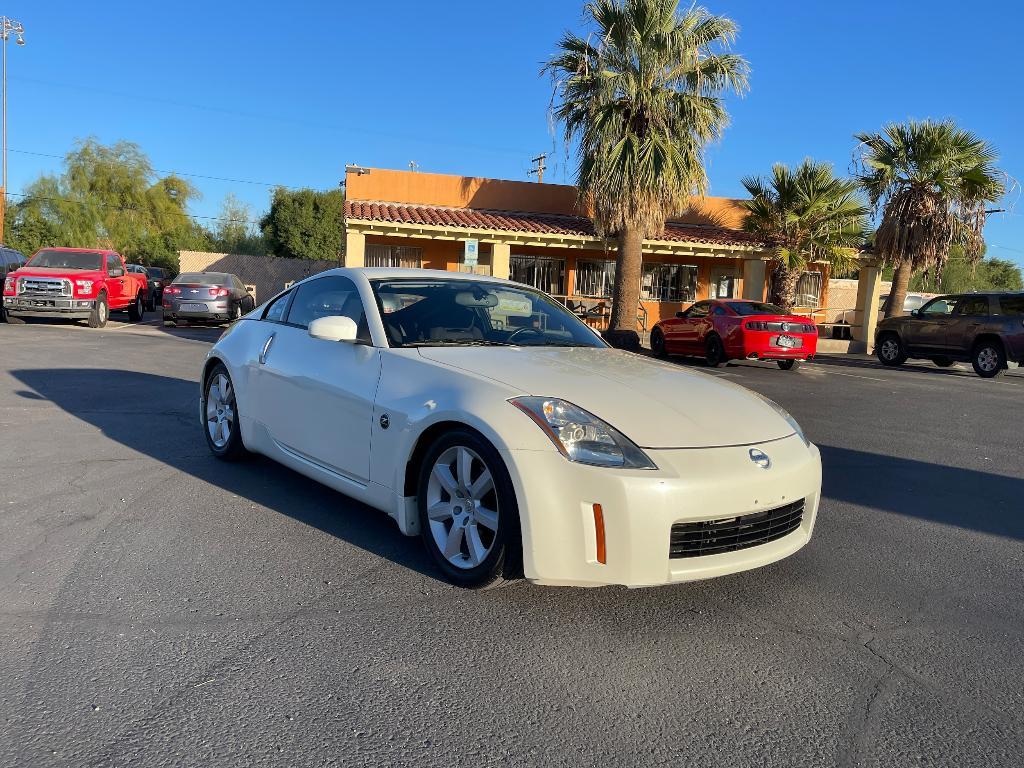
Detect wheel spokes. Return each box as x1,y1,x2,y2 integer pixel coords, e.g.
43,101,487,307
433,464,459,498
443,522,466,559
465,525,487,565
456,447,473,493
473,505,498,532
468,468,493,500
427,501,453,522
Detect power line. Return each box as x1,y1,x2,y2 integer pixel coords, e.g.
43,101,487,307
6,190,263,227
8,148,298,190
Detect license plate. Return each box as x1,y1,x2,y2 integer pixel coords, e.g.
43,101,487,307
777,335,799,348
179,303,208,312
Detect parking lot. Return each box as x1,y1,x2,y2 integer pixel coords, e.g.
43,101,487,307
1,319,1021,767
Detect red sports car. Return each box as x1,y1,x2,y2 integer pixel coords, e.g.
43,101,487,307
650,299,819,370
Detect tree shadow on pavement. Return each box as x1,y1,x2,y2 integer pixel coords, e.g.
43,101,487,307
11,367,439,581
818,444,1024,541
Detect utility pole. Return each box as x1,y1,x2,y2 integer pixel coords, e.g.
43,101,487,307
528,154,547,183
408,161,419,172
0,16,25,243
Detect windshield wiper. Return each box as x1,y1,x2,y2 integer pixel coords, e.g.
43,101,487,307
407,339,515,347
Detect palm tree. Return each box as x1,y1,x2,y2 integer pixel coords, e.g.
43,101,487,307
855,120,1005,317
544,0,748,348
741,160,869,312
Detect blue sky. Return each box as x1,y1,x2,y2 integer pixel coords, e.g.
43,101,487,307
7,1,1024,267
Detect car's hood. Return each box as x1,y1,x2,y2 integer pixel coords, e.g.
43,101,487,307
416,346,795,448
10,268,104,280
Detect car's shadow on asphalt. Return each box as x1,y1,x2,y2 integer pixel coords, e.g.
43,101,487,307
807,355,1023,379
10,369,1024,595
10,367,440,582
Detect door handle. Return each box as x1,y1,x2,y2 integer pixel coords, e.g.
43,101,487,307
259,334,276,365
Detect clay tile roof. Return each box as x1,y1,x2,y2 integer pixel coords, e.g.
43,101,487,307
345,201,759,248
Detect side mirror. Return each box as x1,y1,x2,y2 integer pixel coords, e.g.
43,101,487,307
675,311,687,319
309,315,358,343
910,309,919,317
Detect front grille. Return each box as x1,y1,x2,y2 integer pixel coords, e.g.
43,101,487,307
19,278,71,297
669,500,804,559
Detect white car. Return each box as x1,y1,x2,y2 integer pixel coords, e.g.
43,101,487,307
201,268,822,588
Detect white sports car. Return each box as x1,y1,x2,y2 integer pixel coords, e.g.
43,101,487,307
201,268,822,588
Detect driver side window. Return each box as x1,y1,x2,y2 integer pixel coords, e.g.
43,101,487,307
285,276,370,342
919,297,957,316
686,302,710,319
107,256,124,278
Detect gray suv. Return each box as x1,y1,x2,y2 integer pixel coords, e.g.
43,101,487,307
875,292,1024,378
0,246,27,321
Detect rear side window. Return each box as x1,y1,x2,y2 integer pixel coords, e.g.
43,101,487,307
956,296,990,316
687,302,710,318
998,296,1024,315
262,291,292,322
285,276,369,341
107,256,124,277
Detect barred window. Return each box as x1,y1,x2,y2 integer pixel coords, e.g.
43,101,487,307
510,255,565,295
365,244,423,269
641,263,698,302
575,259,617,298
771,270,824,308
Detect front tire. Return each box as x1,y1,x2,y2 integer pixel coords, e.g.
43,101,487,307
650,327,667,358
203,364,248,460
88,293,109,328
705,334,725,367
876,333,906,366
777,359,801,371
417,429,521,589
972,341,1006,378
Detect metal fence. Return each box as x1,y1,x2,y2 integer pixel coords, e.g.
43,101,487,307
178,251,340,305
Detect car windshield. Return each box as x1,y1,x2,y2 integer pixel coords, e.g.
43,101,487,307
27,249,104,270
726,301,785,316
146,267,165,277
371,279,607,348
174,273,225,285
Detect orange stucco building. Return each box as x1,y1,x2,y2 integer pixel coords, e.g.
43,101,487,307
343,166,829,330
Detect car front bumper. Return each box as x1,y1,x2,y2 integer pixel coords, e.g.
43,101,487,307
504,434,821,588
3,295,95,319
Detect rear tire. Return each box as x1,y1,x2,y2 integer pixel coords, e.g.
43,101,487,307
650,328,667,358
146,295,156,312
705,335,725,367
971,341,1006,378
203,364,248,460
876,333,906,366
88,293,109,328
777,360,801,371
417,429,521,589
128,293,144,322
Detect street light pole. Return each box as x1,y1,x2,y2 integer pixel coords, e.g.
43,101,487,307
1,16,25,210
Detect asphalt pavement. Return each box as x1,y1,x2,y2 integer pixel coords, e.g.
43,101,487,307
1,316,1021,767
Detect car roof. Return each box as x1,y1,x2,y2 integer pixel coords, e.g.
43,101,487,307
36,247,119,255
339,267,513,284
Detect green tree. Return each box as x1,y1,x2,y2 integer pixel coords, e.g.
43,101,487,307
741,160,868,311
910,248,1023,293
260,187,344,261
855,120,1005,317
5,138,201,269
544,0,749,347
212,193,267,255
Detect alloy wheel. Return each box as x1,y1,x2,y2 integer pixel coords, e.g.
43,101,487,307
425,446,499,570
977,347,998,372
880,339,899,361
206,373,235,448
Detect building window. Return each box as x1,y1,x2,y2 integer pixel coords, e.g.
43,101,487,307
366,244,423,269
641,263,697,303
510,255,565,295
769,269,823,307
575,259,617,298
794,271,823,307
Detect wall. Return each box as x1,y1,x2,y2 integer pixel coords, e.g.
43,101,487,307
178,251,338,305
346,166,748,227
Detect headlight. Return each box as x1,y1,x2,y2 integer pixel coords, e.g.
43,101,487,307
3,276,14,294
510,397,657,469
755,393,809,446
74,280,94,296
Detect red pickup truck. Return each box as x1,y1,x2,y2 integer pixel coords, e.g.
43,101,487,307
2,247,149,328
